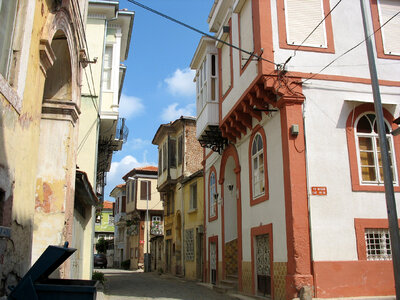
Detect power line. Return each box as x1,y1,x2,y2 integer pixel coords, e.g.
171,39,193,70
302,9,400,84
126,0,277,66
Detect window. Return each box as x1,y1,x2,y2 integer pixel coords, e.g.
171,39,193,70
277,0,334,53
371,0,400,57
158,148,162,173
162,143,167,172
209,171,217,219
252,134,265,197
355,113,397,185
221,41,231,96
126,181,131,203
185,229,194,261
178,135,183,165
140,180,151,200
210,54,217,100
169,138,177,168
108,215,114,225
102,45,113,90
365,228,392,261
249,127,269,205
0,1,17,78
238,0,254,67
190,183,197,210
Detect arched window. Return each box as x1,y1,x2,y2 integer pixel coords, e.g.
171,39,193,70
210,172,216,217
355,113,398,185
252,133,265,198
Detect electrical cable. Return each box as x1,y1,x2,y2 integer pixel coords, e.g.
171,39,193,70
301,9,400,84
126,0,278,66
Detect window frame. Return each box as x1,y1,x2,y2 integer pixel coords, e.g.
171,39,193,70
236,0,254,71
248,126,270,206
190,182,198,211
346,103,400,192
208,166,218,222
369,0,400,60
0,0,18,80
219,19,234,101
102,44,113,90
276,0,335,53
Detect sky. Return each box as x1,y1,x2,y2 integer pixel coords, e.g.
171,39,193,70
104,0,214,199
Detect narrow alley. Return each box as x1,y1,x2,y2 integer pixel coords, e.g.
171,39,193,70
98,269,235,300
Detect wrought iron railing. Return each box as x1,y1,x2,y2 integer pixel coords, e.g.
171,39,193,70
115,117,129,144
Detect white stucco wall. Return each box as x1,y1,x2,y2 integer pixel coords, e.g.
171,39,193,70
303,80,400,261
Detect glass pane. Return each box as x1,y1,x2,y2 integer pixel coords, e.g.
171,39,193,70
360,151,375,166
211,78,216,101
211,55,216,76
357,115,372,133
362,167,376,181
0,0,17,77
252,140,258,156
257,135,263,152
373,120,391,134
359,137,373,150
253,157,258,170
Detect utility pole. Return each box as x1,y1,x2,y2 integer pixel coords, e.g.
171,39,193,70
360,0,400,298
145,180,150,272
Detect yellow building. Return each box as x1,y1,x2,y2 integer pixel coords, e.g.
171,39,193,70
0,0,97,295
152,117,204,279
182,170,204,281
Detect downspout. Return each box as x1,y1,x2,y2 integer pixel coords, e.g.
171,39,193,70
181,120,186,277
302,99,314,292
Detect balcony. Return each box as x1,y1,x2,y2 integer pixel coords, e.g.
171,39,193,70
150,221,163,236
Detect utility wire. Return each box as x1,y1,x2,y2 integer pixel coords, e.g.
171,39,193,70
302,9,400,84
126,0,278,66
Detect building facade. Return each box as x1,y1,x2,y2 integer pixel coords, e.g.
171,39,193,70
0,0,97,295
152,117,204,278
110,183,126,267
122,166,163,270
95,200,115,242
191,0,400,299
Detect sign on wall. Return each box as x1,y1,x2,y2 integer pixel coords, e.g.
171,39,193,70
311,186,327,196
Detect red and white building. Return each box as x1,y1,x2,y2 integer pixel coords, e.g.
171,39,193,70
190,0,400,299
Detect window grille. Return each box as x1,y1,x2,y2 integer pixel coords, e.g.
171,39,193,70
185,229,194,261
365,228,392,260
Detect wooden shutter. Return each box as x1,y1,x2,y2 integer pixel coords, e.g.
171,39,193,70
178,135,183,165
221,42,231,95
140,181,151,200
378,0,400,55
122,196,126,213
285,0,326,47
239,0,254,65
169,139,177,168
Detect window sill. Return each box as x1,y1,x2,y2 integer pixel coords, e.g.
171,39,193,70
188,208,197,214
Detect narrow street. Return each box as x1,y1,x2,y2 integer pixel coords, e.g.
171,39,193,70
98,269,235,300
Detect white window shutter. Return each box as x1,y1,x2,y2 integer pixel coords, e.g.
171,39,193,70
285,0,327,47
378,0,400,55
240,0,254,64
221,43,231,95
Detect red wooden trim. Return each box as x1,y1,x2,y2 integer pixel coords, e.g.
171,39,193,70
220,19,234,102
251,223,274,298
345,103,400,192
208,165,218,222
369,0,400,60
248,125,270,206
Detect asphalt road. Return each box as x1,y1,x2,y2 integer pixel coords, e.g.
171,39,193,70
98,269,235,300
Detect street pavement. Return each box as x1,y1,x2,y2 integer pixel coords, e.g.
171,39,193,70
97,268,236,300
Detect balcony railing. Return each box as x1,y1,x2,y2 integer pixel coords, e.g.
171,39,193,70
115,117,129,144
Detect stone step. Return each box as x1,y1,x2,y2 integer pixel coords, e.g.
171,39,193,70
227,274,239,281
220,279,238,288
213,284,236,294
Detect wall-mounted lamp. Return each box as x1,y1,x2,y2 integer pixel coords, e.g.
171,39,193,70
227,184,234,191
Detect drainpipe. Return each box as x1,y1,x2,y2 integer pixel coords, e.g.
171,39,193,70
181,120,186,277
302,100,314,292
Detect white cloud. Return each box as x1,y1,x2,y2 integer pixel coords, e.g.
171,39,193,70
161,102,195,122
126,138,151,150
164,68,196,97
119,94,145,118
